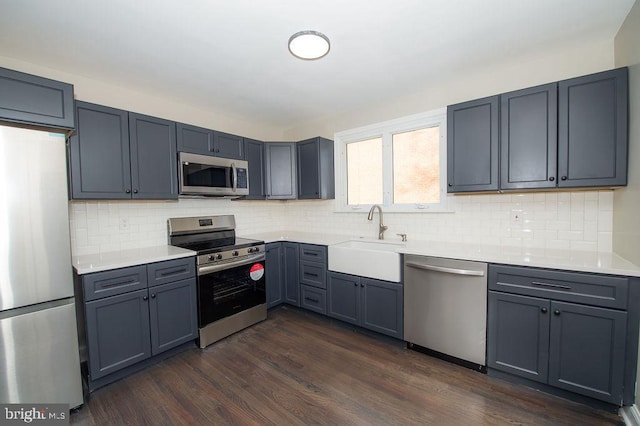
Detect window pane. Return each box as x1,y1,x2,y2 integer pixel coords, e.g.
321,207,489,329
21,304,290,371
392,127,440,204
347,138,383,205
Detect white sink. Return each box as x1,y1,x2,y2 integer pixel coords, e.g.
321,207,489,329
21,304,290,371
328,239,404,283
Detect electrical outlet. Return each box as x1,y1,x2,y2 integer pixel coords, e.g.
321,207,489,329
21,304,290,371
511,210,521,223
119,217,129,231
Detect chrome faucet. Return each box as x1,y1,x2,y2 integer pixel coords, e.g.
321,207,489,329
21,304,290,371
367,204,388,240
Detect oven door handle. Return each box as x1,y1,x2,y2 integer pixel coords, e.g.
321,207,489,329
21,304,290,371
198,254,265,276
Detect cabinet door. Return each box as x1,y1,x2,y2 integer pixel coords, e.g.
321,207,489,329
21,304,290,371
176,123,213,155
265,142,297,199
297,138,320,199
500,83,558,190
548,301,627,404
214,131,244,160
558,67,628,187
128,112,178,199
265,243,284,308
283,242,300,306
85,289,151,380
0,66,74,129
69,101,131,199
148,278,197,355
447,96,499,192
327,272,360,325
487,291,550,384
298,137,335,199
360,278,403,339
244,138,265,199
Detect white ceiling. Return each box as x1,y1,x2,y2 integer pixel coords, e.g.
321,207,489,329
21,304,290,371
0,0,635,129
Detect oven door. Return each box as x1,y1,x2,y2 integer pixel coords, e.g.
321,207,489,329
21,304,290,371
197,257,266,327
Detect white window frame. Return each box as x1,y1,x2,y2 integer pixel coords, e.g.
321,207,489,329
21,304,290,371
334,108,450,213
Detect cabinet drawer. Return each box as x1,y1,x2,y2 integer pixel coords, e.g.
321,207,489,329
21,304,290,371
300,285,326,315
489,264,628,309
147,257,195,287
300,261,326,289
83,265,147,301
299,244,327,264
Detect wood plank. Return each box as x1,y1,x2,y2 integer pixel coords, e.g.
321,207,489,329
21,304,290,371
71,306,623,425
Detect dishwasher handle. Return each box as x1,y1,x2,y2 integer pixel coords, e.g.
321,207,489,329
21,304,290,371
405,261,485,277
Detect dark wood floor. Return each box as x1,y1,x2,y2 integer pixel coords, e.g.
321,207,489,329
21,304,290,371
70,306,622,425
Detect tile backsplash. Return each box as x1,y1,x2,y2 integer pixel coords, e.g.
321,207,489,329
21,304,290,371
69,190,614,256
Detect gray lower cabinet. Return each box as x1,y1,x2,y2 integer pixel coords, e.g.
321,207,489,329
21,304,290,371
297,137,335,199
265,242,284,308
327,271,403,339
299,244,328,314
176,123,244,160
447,95,499,192
0,66,74,129
244,138,265,199
85,289,151,380
69,101,178,199
487,264,634,405
80,257,196,386
283,242,300,306
265,142,297,199
265,242,299,308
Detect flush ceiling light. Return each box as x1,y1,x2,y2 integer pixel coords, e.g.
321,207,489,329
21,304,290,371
288,30,330,60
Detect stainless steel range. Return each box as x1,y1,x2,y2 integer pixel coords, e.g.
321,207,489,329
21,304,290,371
168,215,266,348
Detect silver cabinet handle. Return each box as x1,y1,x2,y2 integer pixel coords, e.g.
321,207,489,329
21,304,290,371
231,163,237,192
405,261,485,277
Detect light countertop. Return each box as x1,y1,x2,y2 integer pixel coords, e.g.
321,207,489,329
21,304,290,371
72,245,196,275
242,231,640,278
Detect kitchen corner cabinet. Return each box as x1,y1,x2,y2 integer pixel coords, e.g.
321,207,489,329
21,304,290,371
327,271,403,339
265,142,298,199
244,138,266,199
0,66,75,129
265,242,300,307
487,264,635,405
265,243,284,308
80,258,196,385
69,101,178,200
500,83,557,190
297,137,335,199
447,95,499,192
558,67,628,187
176,123,244,160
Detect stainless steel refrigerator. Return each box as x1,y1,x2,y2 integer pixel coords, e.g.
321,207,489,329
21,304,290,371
0,125,83,408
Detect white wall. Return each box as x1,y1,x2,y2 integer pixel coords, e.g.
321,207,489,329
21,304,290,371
614,0,640,265
0,33,620,257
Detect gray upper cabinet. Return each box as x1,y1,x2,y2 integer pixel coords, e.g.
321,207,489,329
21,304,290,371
265,142,297,199
0,66,74,129
176,123,244,160
69,102,131,199
176,123,213,155
297,137,335,199
447,96,499,192
244,138,265,199
500,83,558,190
214,130,244,159
128,112,178,199
558,67,628,188
69,102,178,200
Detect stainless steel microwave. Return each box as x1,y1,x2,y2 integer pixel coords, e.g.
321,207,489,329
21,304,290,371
178,152,249,197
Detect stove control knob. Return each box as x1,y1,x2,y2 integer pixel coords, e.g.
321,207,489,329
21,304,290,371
232,251,239,256
208,255,214,261
216,254,223,260
253,247,260,253
248,248,255,253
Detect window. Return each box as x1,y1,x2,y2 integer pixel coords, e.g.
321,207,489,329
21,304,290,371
335,108,448,212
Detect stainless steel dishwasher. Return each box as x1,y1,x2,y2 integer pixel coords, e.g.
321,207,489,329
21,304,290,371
404,254,488,371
